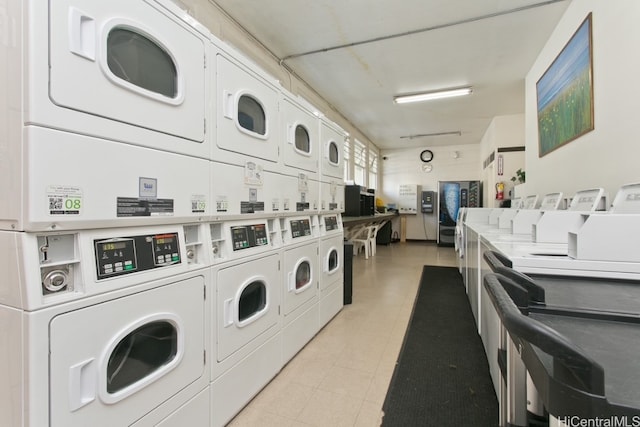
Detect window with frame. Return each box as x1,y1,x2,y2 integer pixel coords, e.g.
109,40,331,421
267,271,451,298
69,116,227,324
369,149,378,190
343,138,351,182
354,139,366,186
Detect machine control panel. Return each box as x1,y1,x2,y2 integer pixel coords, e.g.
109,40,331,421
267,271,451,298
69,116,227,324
95,233,181,279
324,215,339,231
231,223,269,250
290,218,312,238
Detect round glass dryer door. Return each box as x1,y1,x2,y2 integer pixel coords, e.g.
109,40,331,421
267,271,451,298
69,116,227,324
295,125,311,154
327,248,339,274
107,320,178,394
238,279,267,323
295,260,312,290
238,95,267,136
328,140,339,165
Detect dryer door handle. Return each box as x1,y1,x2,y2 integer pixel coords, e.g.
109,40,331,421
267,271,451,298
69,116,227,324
69,358,96,411
223,298,234,327
68,8,96,61
223,90,234,119
287,272,294,292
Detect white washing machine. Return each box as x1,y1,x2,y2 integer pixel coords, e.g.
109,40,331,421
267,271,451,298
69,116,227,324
0,225,210,427
318,213,344,327
280,215,320,363
319,117,347,181
213,41,281,171
208,218,283,427
2,0,213,232
280,91,321,180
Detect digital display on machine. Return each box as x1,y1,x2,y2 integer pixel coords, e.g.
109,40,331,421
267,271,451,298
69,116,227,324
290,219,311,238
324,216,338,231
231,224,269,251
94,232,181,279
100,241,128,251
152,234,180,266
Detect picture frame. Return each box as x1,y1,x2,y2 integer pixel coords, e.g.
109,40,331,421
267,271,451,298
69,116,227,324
536,13,594,157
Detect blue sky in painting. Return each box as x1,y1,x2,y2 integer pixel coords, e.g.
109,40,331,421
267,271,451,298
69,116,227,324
536,18,591,111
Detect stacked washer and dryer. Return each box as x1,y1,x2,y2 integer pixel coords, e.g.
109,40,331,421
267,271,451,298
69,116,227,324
0,0,347,426
0,1,214,425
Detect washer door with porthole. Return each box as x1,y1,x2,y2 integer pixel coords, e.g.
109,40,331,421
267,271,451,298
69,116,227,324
216,254,281,361
217,55,279,163
48,0,207,149
292,259,313,293
327,248,340,275
283,246,318,315
48,277,205,427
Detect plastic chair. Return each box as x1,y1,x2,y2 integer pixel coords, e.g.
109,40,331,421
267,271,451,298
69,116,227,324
368,222,383,256
350,225,376,259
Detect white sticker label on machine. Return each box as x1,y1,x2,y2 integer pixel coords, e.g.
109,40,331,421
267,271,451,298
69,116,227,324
47,186,83,216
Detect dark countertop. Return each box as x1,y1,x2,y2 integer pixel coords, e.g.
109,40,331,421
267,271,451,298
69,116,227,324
342,211,397,227
530,274,640,315
527,311,640,415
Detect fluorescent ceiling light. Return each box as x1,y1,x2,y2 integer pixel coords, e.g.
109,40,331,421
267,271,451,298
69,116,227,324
394,87,472,104
400,131,461,139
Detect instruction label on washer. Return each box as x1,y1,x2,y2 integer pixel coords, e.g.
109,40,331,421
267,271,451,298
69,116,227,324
47,185,82,215
117,197,174,217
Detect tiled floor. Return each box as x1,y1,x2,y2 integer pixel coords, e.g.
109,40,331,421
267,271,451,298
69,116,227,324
228,241,459,427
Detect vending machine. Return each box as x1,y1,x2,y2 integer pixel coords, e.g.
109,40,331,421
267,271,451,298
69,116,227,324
438,180,482,246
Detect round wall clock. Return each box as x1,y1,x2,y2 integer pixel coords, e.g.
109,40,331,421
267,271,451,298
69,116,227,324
420,149,433,162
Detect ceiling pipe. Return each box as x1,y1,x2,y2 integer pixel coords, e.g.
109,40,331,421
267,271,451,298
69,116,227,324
281,0,567,62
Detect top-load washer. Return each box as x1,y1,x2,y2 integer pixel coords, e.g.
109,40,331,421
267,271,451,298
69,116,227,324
2,0,213,231
213,41,280,170
0,224,210,427
280,215,320,363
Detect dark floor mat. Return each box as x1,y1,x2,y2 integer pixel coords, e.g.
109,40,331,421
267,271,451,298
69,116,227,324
381,266,499,427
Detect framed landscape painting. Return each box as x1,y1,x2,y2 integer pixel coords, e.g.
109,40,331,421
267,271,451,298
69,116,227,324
536,13,594,157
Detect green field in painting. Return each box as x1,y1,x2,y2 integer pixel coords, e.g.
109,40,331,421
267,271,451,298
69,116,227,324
538,70,592,156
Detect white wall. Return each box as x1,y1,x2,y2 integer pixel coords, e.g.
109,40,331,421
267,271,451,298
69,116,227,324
381,144,482,240
479,114,525,207
525,1,640,205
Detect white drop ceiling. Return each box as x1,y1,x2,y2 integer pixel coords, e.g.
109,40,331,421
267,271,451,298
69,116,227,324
211,0,571,149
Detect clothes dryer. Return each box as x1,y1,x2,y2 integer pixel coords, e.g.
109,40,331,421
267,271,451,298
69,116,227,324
280,215,320,363
213,42,280,171
18,0,210,157
318,213,344,327
319,117,347,181
2,0,213,232
208,218,283,427
0,225,210,427
281,91,321,180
